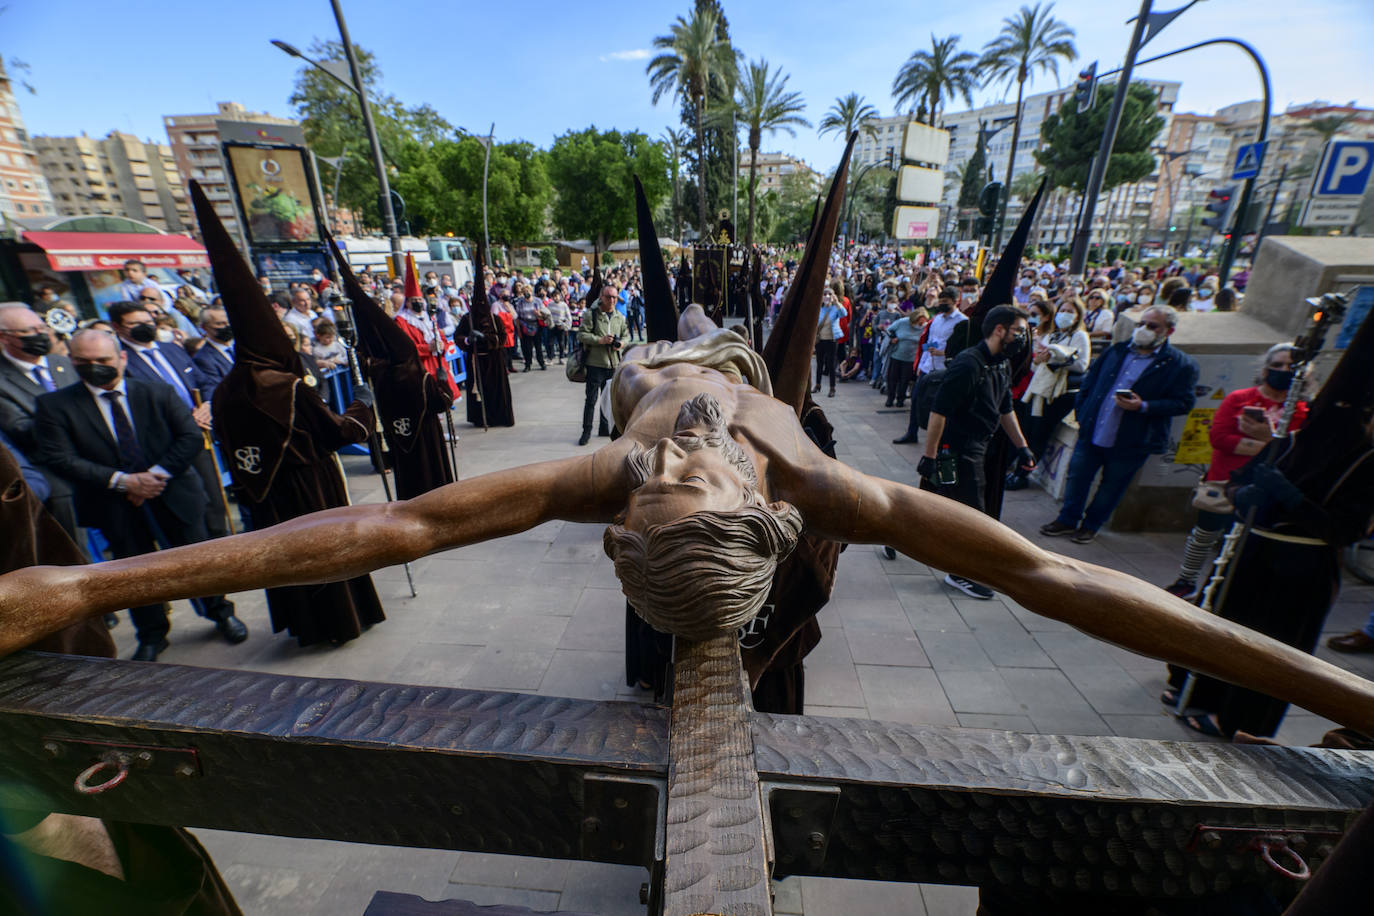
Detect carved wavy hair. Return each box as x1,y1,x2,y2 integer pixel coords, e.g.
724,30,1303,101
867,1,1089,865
604,394,803,641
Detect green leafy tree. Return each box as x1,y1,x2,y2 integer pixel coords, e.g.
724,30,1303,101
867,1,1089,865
1035,81,1164,193
288,39,455,230
735,58,809,246
647,5,738,238
769,171,822,243
546,127,670,250
429,137,551,245
1302,114,1354,143
660,127,689,240
957,142,987,209
818,93,879,141
978,2,1076,242
892,34,978,125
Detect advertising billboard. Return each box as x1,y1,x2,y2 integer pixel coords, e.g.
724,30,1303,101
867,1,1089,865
224,144,322,247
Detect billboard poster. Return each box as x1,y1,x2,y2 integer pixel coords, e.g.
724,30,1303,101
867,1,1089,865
224,144,322,246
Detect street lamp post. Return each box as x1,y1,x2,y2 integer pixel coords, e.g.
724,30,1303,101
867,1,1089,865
328,0,404,280
271,24,405,278
480,124,494,259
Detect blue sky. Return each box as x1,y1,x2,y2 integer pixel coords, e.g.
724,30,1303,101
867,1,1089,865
6,0,1372,173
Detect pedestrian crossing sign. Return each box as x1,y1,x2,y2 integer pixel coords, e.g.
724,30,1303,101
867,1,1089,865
1232,142,1266,181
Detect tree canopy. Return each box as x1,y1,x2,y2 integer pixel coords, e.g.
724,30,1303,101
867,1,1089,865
1035,81,1164,193
546,127,670,249
892,34,978,125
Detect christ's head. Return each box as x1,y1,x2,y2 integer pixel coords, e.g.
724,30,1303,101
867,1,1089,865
604,393,802,641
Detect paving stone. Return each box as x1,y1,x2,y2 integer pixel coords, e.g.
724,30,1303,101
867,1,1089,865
558,588,626,651
557,861,649,915
441,884,563,910
972,627,1056,668
538,648,623,700
1035,631,1134,671
916,631,996,671
856,665,958,726
450,852,570,891
801,876,928,915
956,713,1037,733
1064,665,1164,716
921,881,980,915
1103,713,1201,740
937,669,1022,716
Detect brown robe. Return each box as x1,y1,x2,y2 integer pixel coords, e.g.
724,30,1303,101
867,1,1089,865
455,313,514,428
0,442,240,915
212,368,384,646
368,358,456,500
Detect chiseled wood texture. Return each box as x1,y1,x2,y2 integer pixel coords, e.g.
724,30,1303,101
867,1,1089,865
664,635,772,916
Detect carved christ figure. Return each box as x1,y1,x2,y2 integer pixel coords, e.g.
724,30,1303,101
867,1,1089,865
3,301,1374,736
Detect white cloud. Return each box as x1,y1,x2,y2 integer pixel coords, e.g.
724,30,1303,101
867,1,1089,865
600,49,651,63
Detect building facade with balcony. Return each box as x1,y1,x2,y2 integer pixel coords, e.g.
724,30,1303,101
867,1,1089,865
33,132,190,233
736,150,820,193
0,59,55,221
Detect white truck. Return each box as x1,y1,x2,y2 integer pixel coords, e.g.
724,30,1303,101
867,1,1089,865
333,236,474,287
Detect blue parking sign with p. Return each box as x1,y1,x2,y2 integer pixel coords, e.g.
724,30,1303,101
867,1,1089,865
1315,141,1374,197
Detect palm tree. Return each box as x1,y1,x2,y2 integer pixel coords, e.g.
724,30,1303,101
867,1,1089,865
661,127,689,240
978,2,1076,247
1303,114,1354,143
735,58,810,246
817,92,879,141
647,9,739,238
891,34,978,125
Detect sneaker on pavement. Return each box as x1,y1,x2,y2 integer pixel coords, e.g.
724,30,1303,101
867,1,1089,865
1163,579,1197,600
944,573,994,599
1071,528,1097,544
1039,520,1076,537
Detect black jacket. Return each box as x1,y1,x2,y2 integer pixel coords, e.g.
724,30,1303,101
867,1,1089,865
35,378,206,531
932,341,1012,450
1075,340,1199,456
0,353,77,450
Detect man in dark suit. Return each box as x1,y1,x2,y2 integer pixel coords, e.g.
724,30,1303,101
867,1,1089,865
107,300,231,539
0,302,81,536
191,306,234,402
35,328,247,661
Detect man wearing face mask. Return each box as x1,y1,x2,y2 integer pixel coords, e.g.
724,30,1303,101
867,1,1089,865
34,329,246,660
192,307,235,403
1041,305,1198,544
918,305,1036,599
0,303,81,535
108,302,230,540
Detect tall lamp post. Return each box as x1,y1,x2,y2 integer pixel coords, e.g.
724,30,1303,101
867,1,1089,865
271,2,404,279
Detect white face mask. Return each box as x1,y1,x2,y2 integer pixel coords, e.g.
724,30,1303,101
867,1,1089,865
1136,294,1151,304
1132,326,1160,349
1054,312,1075,330
1197,288,1213,299
155,328,175,343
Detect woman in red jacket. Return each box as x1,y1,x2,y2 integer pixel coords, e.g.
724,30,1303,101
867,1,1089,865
1163,343,1308,600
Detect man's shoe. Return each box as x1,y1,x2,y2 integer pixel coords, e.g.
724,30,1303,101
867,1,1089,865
1039,520,1077,537
892,435,918,444
828,389,835,398
812,384,821,393
1071,528,1097,544
539,364,547,370
1004,473,1028,491
577,432,591,446
216,615,249,645
1163,579,1198,600
1328,631,1374,653
103,613,120,629
598,428,611,438
944,574,994,600
131,639,169,662
885,400,895,408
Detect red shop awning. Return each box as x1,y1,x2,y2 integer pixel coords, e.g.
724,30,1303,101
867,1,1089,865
22,231,210,272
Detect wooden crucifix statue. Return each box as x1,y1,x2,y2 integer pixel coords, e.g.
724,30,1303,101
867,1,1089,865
3,138,1374,746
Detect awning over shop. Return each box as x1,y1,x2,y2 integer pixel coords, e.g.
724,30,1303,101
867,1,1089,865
22,231,210,272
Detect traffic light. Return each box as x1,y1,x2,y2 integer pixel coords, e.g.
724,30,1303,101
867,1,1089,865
979,182,1003,217
1201,186,1236,233
1075,62,1098,114
974,216,994,237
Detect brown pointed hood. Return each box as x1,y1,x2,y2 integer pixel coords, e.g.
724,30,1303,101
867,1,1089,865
635,175,678,342
970,176,1048,321
469,239,493,332
763,132,858,415
321,224,420,368
188,180,302,374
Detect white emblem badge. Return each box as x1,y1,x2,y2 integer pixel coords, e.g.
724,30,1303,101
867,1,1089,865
392,418,412,437
234,446,262,474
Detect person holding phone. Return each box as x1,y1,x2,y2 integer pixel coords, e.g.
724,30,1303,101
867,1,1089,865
1162,344,1308,599
1040,305,1198,544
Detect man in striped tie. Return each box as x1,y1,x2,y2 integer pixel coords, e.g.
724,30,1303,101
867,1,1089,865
107,301,231,540
33,329,246,661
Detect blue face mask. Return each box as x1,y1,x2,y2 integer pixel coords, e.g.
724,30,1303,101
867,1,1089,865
1027,317,1039,328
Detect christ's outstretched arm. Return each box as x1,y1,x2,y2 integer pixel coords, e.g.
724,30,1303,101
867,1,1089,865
803,467,1374,737
0,449,630,656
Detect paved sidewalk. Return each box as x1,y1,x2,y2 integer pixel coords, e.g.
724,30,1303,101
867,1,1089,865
104,363,1374,915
